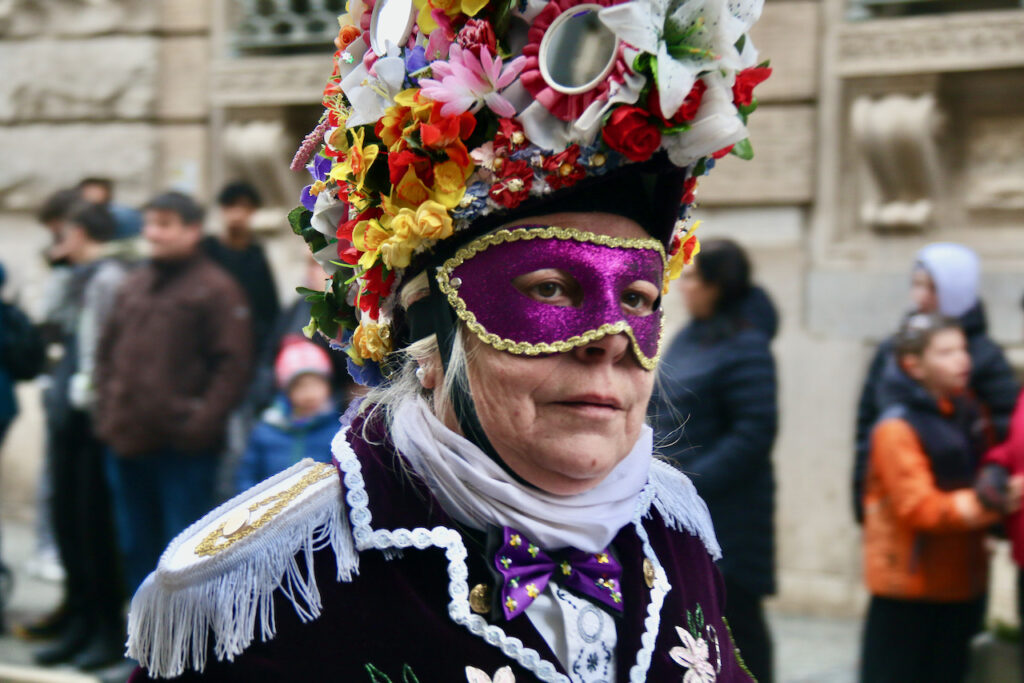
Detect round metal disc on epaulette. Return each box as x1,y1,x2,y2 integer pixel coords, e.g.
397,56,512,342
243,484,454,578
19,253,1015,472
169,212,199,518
221,507,251,537
469,583,492,615
642,558,655,588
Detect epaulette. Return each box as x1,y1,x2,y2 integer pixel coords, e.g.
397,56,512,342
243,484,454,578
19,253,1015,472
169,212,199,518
647,459,722,561
126,458,357,678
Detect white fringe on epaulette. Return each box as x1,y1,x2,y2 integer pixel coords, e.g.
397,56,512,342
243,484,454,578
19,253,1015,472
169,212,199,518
647,459,723,561
126,460,358,679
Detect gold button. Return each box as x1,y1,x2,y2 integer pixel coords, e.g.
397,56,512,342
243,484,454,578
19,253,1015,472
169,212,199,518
469,583,492,615
221,508,251,537
643,558,655,588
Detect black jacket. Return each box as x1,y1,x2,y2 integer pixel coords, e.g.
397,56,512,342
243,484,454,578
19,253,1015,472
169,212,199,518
649,286,779,597
852,302,1018,522
201,236,280,356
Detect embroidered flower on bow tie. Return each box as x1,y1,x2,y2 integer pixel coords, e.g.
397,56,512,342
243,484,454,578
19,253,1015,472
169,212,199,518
465,665,515,683
595,552,610,564
525,583,539,598
527,543,539,558
509,534,521,547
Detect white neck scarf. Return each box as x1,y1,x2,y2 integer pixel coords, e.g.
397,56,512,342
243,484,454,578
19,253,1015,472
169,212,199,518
391,397,652,553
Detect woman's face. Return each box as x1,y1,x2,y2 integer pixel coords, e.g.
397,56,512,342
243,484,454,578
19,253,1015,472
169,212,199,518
430,212,658,495
680,266,718,319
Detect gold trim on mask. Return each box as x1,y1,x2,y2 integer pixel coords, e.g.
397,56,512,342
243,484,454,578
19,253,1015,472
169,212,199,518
435,226,666,370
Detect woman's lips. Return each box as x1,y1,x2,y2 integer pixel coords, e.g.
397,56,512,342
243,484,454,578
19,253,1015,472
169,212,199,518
552,394,623,416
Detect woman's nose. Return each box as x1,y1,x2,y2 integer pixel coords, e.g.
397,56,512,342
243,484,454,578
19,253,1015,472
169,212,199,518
572,331,629,365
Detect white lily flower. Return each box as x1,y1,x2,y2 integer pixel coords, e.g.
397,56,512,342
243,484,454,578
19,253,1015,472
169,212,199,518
660,72,747,167
341,44,407,127
600,0,763,119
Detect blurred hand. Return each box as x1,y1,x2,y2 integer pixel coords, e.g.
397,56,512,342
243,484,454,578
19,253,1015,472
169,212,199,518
1007,475,1024,514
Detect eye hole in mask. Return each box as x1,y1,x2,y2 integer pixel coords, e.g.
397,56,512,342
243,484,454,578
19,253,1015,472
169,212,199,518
436,225,667,369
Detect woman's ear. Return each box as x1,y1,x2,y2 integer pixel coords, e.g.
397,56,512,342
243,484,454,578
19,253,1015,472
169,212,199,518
418,354,443,390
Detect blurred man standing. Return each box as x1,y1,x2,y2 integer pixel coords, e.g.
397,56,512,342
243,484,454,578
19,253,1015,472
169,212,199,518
33,204,127,669
95,192,252,594
201,181,279,356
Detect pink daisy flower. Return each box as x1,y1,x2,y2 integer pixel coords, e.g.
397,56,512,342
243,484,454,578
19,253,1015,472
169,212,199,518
420,44,527,118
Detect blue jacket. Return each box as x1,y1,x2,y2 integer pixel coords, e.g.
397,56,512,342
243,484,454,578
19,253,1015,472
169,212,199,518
649,286,779,597
235,397,340,493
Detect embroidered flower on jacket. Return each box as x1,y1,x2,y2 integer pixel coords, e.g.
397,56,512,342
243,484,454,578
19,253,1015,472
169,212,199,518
670,625,717,682
465,665,515,683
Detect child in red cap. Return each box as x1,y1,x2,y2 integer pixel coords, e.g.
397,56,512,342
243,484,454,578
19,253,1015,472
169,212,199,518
234,336,338,492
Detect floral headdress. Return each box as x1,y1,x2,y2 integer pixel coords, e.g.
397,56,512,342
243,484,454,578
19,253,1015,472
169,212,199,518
289,0,770,384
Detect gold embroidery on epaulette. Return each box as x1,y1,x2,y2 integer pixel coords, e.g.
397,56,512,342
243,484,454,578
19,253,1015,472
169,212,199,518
194,463,336,558
436,226,666,370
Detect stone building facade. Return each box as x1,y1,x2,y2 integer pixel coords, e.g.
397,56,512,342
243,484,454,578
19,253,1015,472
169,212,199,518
1,0,1023,621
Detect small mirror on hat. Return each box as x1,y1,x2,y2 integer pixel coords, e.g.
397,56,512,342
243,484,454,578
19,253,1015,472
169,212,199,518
369,0,417,56
538,4,619,95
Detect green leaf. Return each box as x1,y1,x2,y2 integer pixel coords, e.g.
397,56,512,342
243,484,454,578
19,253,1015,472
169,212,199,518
401,664,421,683
737,100,758,118
730,138,754,160
287,206,312,236
735,34,746,54
364,663,394,683
295,286,321,297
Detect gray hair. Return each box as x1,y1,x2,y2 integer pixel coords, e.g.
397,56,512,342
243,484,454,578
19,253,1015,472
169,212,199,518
359,271,473,434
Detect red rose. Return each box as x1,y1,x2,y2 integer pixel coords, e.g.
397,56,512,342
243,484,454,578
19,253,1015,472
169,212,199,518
732,66,772,107
456,19,497,58
543,145,585,190
489,159,534,209
647,80,706,128
602,106,661,163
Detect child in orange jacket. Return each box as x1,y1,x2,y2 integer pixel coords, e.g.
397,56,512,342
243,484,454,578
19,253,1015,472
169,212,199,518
860,313,1021,683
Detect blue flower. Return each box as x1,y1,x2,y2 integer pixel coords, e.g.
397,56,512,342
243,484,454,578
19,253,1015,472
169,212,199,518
300,155,334,210
404,46,429,87
580,144,622,176
347,356,385,386
452,181,490,221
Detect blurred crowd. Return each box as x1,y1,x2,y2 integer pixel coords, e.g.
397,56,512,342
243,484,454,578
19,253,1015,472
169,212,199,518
0,181,1023,681
0,179,355,671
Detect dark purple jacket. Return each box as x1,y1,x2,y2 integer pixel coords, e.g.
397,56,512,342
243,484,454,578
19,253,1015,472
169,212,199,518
130,412,754,682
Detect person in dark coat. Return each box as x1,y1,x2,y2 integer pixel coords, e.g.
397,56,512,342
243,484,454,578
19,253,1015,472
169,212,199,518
95,192,252,595
650,238,779,683
201,181,279,357
853,243,1018,523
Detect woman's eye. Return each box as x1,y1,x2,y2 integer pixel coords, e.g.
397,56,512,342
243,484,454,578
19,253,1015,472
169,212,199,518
534,281,563,299
621,284,658,315
513,269,582,307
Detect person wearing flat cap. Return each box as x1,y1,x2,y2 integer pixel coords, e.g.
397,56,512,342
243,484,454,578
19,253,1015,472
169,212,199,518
126,0,771,679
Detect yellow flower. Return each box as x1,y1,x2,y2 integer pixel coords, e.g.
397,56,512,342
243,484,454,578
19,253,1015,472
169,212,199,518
379,235,417,269
352,319,391,363
409,200,454,241
329,128,379,195
352,218,391,269
663,221,701,294
525,583,539,598
431,160,471,209
414,0,488,35
394,167,432,208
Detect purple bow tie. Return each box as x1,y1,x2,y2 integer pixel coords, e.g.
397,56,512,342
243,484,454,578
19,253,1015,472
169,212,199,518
493,526,623,620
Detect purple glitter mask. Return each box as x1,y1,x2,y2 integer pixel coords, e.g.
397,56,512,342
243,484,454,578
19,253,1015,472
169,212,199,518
436,225,666,370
